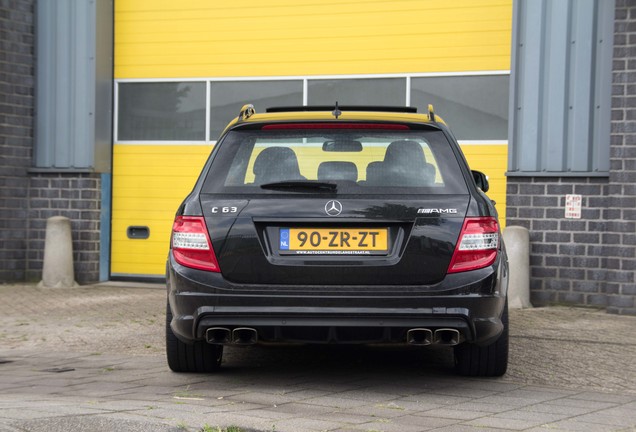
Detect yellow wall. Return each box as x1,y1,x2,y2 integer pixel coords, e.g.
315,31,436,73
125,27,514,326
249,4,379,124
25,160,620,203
113,0,512,276
115,0,512,78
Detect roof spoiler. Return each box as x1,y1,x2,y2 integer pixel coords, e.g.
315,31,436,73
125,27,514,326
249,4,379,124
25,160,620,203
266,105,418,114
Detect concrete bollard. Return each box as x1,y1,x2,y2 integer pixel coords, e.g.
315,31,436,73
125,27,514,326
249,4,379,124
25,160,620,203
38,216,78,288
502,226,532,309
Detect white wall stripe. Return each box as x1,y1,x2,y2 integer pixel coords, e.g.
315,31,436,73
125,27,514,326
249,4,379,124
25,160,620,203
114,71,510,84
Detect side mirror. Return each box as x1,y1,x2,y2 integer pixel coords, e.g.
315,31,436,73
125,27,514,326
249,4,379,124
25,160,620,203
472,170,489,193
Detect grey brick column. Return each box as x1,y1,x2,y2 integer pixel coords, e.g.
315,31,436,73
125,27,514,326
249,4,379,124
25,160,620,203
1,0,103,284
608,0,636,314
0,0,35,281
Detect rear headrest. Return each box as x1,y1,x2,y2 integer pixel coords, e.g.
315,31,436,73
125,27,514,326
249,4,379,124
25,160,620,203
253,147,302,184
384,140,427,168
317,161,358,182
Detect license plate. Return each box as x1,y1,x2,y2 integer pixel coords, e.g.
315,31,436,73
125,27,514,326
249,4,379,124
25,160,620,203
279,228,388,255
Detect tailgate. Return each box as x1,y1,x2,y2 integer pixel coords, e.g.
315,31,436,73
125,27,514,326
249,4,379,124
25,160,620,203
200,195,469,286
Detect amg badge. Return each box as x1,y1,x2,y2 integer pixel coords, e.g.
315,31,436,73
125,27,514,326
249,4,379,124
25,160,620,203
418,208,458,214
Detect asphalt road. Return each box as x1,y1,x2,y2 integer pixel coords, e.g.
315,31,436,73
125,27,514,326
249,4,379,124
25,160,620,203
0,282,635,432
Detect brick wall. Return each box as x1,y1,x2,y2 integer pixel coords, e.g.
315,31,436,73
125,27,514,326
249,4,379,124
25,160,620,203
506,177,616,307
26,173,102,284
506,0,636,316
0,0,34,281
1,0,103,285
609,0,636,314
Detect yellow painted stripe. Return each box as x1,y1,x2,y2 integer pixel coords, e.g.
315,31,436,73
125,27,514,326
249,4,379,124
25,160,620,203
115,0,512,78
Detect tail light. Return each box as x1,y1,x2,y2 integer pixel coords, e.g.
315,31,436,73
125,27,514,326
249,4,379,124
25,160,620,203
171,216,220,272
447,217,499,274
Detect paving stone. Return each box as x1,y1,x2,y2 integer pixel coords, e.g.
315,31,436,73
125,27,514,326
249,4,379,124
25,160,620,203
9,415,180,432
430,426,517,432
272,416,344,432
549,397,619,410
521,402,597,416
416,407,490,421
403,393,474,406
532,419,622,432
465,416,546,430
575,410,636,428
260,401,334,417
569,391,636,404
496,388,576,402
384,398,444,412
393,414,459,429
297,395,370,409
492,409,570,424
356,419,430,432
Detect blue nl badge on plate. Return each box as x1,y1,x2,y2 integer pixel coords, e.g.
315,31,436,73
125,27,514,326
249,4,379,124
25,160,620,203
279,228,290,250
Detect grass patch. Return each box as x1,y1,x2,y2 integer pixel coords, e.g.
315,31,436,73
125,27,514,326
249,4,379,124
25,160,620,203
200,426,244,432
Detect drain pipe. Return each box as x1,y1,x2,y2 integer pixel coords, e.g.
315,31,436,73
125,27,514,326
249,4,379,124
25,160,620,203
38,216,78,288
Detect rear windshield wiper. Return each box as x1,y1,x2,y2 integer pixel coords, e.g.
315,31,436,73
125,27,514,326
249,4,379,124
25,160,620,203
260,180,337,191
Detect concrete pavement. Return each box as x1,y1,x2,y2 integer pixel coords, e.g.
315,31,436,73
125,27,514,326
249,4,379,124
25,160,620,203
0,282,635,432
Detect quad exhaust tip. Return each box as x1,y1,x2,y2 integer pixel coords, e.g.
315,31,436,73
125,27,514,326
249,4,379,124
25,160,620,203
406,328,462,346
433,328,461,346
206,327,258,345
407,328,433,346
232,327,258,345
206,327,231,344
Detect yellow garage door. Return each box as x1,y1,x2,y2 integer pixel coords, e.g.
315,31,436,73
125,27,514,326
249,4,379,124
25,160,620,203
112,0,512,278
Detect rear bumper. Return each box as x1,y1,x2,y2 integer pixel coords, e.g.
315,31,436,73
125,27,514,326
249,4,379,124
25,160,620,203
167,255,508,347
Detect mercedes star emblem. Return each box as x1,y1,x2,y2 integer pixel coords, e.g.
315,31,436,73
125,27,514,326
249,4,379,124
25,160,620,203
325,200,343,216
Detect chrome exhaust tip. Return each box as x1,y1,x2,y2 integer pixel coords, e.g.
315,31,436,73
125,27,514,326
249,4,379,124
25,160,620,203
232,327,258,345
406,328,433,346
206,327,231,344
433,328,461,346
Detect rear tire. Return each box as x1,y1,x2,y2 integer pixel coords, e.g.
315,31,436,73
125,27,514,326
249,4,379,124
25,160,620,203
454,301,508,377
166,301,223,372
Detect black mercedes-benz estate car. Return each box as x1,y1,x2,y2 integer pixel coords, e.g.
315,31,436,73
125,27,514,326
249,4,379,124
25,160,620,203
166,104,509,376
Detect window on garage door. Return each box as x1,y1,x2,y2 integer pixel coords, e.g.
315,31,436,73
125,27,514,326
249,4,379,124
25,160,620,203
209,80,303,140
117,82,207,141
307,78,406,106
410,75,509,141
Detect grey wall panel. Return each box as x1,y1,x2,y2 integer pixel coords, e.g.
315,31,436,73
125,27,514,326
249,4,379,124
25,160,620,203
593,0,614,173
513,0,545,172
94,0,114,174
542,0,569,172
35,0,112,170
508,0,614,176
567,0,595,173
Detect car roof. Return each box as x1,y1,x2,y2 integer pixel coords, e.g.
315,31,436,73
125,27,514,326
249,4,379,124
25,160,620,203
220,104,448,137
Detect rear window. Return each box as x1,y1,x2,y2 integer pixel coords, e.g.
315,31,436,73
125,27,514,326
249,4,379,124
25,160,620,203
202,128,468,194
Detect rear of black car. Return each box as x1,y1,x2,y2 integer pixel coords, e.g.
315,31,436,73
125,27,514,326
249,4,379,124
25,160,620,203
166,108,509,376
